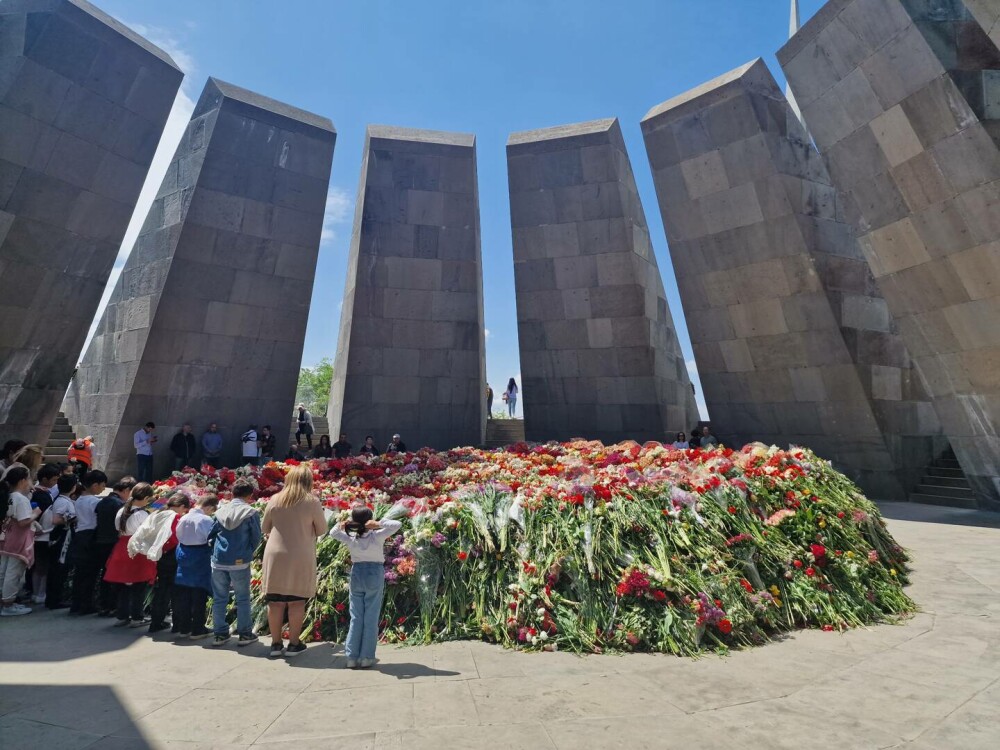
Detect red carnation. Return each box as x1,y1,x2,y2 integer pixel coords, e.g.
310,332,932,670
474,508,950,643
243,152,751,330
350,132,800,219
793,560,803,569
652,590,667,602
456,551,468,561
805,567,816,577
810,544,827,559
727,505,737,514
717,618,733,634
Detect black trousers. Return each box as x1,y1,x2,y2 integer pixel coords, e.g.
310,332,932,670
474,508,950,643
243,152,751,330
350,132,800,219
94,542,118,613
295,427,313,448
172,584,209,635
69,530,97,613
116,583,147,621
150,549,177,627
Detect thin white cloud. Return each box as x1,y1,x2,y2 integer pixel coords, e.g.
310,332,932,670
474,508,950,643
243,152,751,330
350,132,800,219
321,187,353,244
484,328,492,340
125,21,196,75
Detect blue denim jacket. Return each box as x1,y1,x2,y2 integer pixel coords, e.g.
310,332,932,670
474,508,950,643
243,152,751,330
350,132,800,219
210,500,262,570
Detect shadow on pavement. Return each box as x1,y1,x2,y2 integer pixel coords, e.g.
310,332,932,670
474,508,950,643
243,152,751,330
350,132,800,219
0,610,147,663
0,684,154,748
374,662,461,679
877,501,1000,529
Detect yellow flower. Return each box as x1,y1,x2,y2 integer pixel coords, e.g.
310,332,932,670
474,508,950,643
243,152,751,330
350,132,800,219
773,598,782,607
846,551,855,559
818,520,827,528
769,585,780,597
890,568,897,577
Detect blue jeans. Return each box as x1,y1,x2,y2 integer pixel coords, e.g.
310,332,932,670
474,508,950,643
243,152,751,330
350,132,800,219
211,567,253,637
507,396,517,417
136,454,153,482
345,562,385,661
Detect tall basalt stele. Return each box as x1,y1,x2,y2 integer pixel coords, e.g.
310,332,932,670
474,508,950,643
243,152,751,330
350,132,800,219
780,0,1000,510
506,118,697,444
64,78,335,477
0,0,182,445
328,126,485,451
641,59,943,501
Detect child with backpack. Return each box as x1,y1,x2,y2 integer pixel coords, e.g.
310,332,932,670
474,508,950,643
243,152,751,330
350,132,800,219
329,506,401,668
210,479,262,647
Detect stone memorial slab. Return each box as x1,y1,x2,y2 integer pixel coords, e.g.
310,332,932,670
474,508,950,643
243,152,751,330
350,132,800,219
780,0,1000,509
327,126,485,450
0,0,182,446
63,78,334,476
507,118,697,444
641,59,942,500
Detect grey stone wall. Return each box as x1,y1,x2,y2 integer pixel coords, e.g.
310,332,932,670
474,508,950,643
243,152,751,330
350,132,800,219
780,0,1000,510
63,78,335,477
641,59,942,500
506,118,697,444
328,126,485,451
0,0,181,446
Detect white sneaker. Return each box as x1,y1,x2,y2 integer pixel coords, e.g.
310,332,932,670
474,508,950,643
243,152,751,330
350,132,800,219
359,658,376,669
345,658,359,669
1,604,32,617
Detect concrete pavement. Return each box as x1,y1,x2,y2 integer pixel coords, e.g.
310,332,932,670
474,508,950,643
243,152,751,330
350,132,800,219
1,501,998,749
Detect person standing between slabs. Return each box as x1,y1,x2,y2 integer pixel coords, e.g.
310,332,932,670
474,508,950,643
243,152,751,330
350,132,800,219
258,425,277,464
170,424,197,471
134,423,156,482
503,378,518,418
201,423,223,469
241,425,259,467
295,404,314,450
486,383,494,418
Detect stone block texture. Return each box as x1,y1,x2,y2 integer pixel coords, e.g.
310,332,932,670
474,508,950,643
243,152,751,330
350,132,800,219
328,126,485,450
780,0,1000,510
0,0,182,446
641,59,942,501
63,78,335,477
507,118,697,444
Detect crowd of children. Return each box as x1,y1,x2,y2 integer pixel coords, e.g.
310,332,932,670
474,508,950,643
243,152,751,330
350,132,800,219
1,444,397,668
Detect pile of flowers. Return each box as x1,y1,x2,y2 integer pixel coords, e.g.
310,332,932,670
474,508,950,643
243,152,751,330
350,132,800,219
154,440,914,655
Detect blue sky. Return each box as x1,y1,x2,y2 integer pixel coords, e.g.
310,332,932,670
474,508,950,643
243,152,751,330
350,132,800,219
93,0,826,421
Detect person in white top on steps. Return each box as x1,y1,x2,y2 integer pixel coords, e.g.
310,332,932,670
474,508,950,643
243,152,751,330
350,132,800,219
503,378,519,418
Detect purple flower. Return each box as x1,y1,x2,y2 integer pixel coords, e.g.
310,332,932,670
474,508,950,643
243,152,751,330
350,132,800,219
430,532,446,548
384,570,399,583
402,463,420,473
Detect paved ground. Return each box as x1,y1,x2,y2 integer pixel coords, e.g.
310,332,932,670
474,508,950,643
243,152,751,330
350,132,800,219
1,501,998,749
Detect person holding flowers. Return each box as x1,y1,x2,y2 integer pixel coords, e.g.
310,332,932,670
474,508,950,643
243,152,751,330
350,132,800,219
260,464,327,657
330,506,402,668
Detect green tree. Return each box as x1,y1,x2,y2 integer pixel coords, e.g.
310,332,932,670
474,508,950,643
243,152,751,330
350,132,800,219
295,357,333,416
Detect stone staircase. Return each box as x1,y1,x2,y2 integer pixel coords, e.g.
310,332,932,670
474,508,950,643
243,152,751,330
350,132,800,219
288,415,330,447
43,412,77,465
910,446,977,510
484,418,525,449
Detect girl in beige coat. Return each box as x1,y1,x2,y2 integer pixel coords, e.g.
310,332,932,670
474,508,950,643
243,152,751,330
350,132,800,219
261,464,327,657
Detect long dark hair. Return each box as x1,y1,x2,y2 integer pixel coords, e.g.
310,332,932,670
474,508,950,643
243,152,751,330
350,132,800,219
344,506,373,538
1,440,26,464
319,434,331,448
1,466,30,522
119,482,155,532
507,378,517,391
